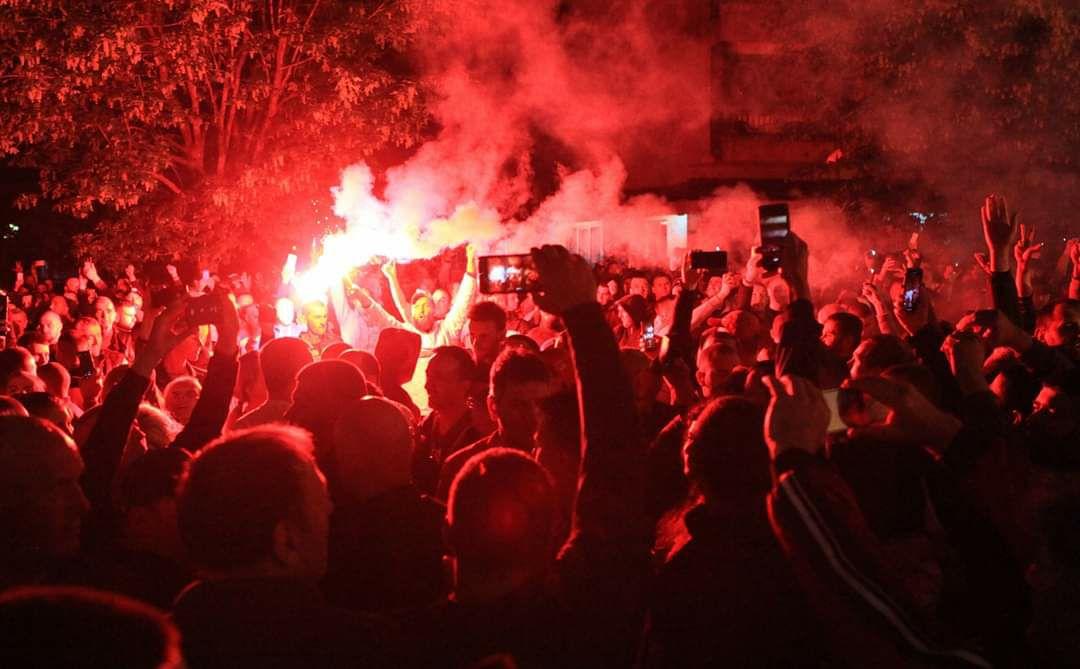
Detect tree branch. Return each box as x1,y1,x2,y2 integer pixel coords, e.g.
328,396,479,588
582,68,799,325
151,172,183,195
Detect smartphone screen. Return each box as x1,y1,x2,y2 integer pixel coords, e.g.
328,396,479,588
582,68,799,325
902,267,923,312
758,204,790,271
689,250,728,272
822,388,847,434
478,254,539,294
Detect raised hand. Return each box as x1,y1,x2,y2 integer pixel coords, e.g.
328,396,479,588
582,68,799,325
211,289,240,356
1013,222,1044,296
981,194,1020,272
466,243,478,275
530,245,596,316
763,374,830,458
780,232,811,300
744,247,765,285
132,299,195,378
681,252,704,293
941,330,989,395
844,376,962,447
84,259,101,284
861,281,885,310
346,283,374,309
879,255,904,283
721,271,741,296
954,308,1033,353
1068,238,1080,270
893,287,931,337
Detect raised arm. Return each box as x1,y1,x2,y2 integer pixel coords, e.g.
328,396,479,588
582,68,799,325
690,272,737,332
764,375,992,668
80,302,192,536
171,291,240,454
1067,239,1080,300
381,260,416,329
337,276,406,333
862,281,900,336
981,194,1024,326
1013,223,1043,332
671,255,704,370
437,244,478,344
531,245,647,551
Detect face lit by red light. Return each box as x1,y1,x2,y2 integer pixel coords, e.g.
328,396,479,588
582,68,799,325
596,285,612,306
652,275,672,300
469,319,504,366
75,319,103,357
303,302,329,336
412,296,436,333
95,297,117,331
117,302,138,330
1036,303,1080,350
490,380,554,451
425,353,472,412
629,277,649,299
49,295,70,318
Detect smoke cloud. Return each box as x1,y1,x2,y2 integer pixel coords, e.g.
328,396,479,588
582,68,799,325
311,0,1077,301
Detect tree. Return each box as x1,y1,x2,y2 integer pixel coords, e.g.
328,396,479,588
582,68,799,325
0,0,427,269
799,0,1080,230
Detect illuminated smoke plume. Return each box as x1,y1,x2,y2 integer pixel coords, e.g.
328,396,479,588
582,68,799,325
303,0,1078,303
295,0,717,295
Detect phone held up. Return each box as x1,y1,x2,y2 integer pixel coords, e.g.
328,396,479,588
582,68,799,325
758,203,791,272
185,294,222,326
689,250,728,273
478,254,541,294
640,324,659,353
902,267,924,313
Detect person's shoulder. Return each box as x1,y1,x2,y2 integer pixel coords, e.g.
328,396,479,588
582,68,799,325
442,440,483,469
438,435,491,482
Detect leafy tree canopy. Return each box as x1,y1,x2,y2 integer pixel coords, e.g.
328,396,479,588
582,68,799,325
0,0,427,270
800,0,1080,224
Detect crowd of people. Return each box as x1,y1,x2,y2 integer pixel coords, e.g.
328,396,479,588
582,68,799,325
0,194,1079,667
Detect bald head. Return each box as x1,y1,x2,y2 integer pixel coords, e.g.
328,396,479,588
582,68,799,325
38,311,63,346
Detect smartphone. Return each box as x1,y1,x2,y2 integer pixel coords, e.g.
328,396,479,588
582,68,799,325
185,294,221,325
70,350,96,379
641,324,660,353
689,250,728,272
478,254,540,294
837,387,889,427
822,388,847,434
758,204,790,272
32,262,49,283
902,267,923,312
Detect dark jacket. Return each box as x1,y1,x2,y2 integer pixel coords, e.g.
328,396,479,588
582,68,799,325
769,450,994,668
323,485,446,614
80,350,238,553
645,501,830,668
435,431,505,501
413,411,483,496
173,577,391,668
